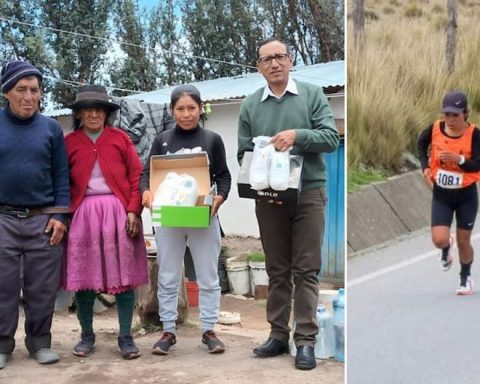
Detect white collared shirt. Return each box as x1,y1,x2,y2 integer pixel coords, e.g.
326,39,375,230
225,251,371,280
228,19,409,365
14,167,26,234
261,77,299,102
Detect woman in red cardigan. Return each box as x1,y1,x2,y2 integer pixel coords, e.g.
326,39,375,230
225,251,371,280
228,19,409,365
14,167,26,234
63,85,148,360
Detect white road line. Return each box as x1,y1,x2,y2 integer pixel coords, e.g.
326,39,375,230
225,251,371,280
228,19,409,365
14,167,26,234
348,232,480,288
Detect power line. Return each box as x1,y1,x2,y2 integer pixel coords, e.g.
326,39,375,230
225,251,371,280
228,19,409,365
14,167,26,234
45,74,246,105
45,75,149,95
0,16,258,71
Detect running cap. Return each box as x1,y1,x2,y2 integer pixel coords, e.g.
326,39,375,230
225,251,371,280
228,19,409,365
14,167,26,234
442,91,467,114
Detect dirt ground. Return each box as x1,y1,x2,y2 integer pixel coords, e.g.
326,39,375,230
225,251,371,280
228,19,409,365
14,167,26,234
221,235,264,258
1,236,344,384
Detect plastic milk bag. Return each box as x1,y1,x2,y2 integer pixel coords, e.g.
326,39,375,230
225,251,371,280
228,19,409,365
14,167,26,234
172,174,198,206
153,172,198,206
249,136,274,190
269,150,290,191
153,172,179,205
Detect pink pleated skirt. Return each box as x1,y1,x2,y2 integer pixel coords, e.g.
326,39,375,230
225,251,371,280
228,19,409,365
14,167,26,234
62,194,148,294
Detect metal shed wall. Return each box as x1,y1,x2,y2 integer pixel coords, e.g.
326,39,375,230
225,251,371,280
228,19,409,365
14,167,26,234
320,138,345,286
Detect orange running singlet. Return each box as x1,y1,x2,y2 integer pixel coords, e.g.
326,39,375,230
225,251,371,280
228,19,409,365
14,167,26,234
429,120,480,188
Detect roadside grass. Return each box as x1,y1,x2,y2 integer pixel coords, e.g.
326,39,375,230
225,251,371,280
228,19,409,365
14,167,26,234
347,0,480,173
347,167,393,193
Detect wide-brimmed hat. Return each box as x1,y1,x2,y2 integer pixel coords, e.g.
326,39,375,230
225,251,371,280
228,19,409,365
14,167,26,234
69,84,120,112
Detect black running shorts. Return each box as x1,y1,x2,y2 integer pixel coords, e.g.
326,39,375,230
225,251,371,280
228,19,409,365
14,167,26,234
431,183,478,230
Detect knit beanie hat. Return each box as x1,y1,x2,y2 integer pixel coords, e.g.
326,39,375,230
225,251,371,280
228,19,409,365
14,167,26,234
1,60,43,93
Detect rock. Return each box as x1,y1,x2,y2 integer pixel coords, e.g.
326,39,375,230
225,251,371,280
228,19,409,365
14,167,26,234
97,293,116,307
93,297,109,314
54,289,74,312
224,294,248,300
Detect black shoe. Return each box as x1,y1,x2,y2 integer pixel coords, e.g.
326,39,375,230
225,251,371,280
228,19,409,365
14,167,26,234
202,330,225,354
118,334,141,360
73,333,95,357
295,345,316,370
253,337,289,357
152,332,176,355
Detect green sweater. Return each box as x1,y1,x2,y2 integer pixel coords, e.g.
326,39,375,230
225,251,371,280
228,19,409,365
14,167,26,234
237,80,339,190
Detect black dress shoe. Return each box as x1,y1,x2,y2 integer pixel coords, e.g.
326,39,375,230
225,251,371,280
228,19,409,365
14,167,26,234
253,337,289,357
295,345,316,370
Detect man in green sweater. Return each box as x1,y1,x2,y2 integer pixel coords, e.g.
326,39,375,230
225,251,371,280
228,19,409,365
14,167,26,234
237,38,339,370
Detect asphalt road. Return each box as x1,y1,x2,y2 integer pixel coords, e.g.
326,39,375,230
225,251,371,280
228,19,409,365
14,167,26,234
347,228,480,384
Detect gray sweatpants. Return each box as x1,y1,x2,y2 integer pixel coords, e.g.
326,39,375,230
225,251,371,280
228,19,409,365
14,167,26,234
0,214,62,354
154,216,221,333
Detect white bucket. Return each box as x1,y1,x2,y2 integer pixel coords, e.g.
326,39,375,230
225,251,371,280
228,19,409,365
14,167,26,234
318,289,338,313
225,259,250,295
248,261,269,294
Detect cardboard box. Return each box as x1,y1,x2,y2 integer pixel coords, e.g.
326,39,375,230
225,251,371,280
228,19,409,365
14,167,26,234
150,153,213,227
237,151,303,202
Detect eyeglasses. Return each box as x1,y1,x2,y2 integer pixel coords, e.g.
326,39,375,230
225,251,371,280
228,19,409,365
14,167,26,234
257,53,289,66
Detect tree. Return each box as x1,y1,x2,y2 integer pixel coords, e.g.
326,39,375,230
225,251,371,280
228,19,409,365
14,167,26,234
1,0,344,105
110,0,160,96
310,0,344,62
258,0,344,64
40,0,114,106
0,0,52,107
152,0,192,85
181,0,260,81
353,0,365,53
446,0,457,74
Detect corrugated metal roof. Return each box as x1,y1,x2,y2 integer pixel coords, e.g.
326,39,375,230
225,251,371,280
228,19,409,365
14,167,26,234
44,61,344,115
125,60,344,104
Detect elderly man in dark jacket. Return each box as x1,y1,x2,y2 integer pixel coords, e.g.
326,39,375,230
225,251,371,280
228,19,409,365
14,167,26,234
0,60,70,368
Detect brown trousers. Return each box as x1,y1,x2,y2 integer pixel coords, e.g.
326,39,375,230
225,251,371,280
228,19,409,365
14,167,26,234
255,187,326,347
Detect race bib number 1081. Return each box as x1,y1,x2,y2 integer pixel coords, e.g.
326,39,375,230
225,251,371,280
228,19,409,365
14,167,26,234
436,170,463,189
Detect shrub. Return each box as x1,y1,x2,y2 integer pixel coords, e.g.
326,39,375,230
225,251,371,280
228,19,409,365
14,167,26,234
365,10,380,21
383,6,395,15
431,4,443,14
404,5,425,18
246,252,265,263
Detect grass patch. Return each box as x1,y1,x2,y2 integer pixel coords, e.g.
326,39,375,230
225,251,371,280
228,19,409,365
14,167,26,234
383,6,395,15
347,168,393,193
404,5,425,18
246,251,265,262
365,10,380,20
132,322,162,334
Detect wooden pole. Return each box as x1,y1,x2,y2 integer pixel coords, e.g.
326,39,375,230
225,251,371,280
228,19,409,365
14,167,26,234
137,257,189,326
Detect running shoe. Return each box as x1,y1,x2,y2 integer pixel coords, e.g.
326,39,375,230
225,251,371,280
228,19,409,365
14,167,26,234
73,333,95,357
152,332,176,355
456,276,473,296
117,334,141,360
440,235,454,272
202,330,225,353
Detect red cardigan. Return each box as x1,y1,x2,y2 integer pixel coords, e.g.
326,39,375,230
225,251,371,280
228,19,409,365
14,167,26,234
65,126,143,215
